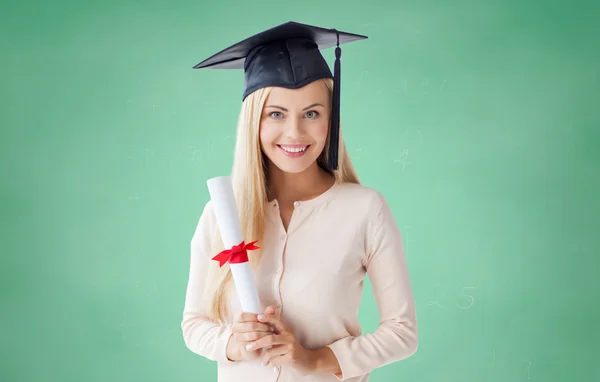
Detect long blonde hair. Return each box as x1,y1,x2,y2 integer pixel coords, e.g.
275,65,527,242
203,78,360,323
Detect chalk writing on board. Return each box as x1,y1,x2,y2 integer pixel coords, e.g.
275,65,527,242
393,149,412,171
428,284,478,310
525,360,532,380
353,144,370,160
456,286,478,310
427,283,447,308
492,350,534,380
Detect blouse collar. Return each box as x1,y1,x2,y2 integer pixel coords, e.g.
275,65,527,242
266,181,341,210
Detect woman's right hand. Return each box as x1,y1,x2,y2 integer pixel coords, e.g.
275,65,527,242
226,305,278,361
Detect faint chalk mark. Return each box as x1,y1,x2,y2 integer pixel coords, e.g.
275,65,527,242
399,127,424,151
440,79,448,93
120,311,140,331
393,149,412,172
428,284,446,308
129,192,140,203
421,78,429,94
144,147,155,168
403,225,415,253
148,280,157,297
354,144,371,160
456,286,477,310
525,361,532,380
190,146,202,161
355,70,369,86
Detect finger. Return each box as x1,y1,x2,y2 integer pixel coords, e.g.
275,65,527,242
262,305,280,333
263,305,279,316
235,330,272,342
232,322,274,333
246,334,288,351
256,313,288,334
235,312,260,323
262,345,288,366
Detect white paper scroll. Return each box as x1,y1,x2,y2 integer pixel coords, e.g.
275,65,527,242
207,176,262,314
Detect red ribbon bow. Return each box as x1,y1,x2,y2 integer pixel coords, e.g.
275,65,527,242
211,240,259,267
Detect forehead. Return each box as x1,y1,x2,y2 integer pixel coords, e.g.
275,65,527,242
266,79,330,105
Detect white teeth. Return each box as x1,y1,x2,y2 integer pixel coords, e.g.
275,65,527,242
280,146,307,153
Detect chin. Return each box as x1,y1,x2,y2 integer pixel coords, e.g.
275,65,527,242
265,150,319,174
270,158,314,174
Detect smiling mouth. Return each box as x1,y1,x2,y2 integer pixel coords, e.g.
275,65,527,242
277,144,310,153
276,144,310,158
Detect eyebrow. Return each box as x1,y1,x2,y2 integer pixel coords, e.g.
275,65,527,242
265,103,324,112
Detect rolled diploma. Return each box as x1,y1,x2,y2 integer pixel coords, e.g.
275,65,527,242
207,176,262,314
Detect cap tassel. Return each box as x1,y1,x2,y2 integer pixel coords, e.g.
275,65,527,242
327,29,341,171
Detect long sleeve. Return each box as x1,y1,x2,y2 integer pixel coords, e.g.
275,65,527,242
326,192,418,380
180,201,235,364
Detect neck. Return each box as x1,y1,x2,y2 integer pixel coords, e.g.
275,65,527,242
267,161,335,203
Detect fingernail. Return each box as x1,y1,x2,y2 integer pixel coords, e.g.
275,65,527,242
246,344,252,351
257,314,265,320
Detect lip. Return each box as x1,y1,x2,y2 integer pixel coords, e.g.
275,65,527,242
278,144,310,148
277,144,310,158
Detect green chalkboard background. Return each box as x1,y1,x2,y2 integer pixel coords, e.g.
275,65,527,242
2,0,599,381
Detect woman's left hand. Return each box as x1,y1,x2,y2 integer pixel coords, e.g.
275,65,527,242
245,309,317,375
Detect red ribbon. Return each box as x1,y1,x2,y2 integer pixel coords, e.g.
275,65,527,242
211,240,259,267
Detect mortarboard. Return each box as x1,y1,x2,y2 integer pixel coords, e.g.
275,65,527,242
193,21,368,170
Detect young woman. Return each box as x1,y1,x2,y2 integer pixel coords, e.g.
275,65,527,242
181,22,418,382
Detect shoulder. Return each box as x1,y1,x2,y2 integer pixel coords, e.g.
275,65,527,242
333,182,387,211
329,182,390,222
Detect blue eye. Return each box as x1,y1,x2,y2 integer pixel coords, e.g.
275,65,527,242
269,112,284,119
305,111,319,119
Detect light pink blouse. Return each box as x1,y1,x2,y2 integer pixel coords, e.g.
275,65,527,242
181,181,418,381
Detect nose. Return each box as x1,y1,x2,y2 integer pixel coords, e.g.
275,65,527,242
284,116,305,138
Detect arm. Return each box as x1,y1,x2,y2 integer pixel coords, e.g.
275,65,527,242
180,201,235,364
325,192,419,380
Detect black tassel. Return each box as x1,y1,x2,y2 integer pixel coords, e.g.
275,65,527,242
328,29,341,171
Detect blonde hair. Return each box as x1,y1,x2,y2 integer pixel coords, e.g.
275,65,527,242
203,78,360,323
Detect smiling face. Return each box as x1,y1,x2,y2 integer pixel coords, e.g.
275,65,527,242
259,79,331,174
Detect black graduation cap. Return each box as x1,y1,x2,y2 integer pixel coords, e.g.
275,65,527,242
193,21,368,171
